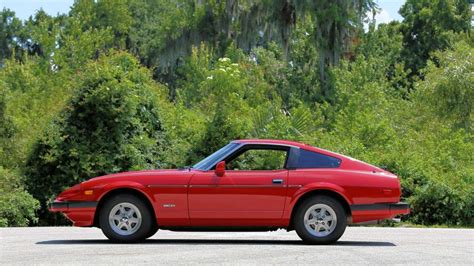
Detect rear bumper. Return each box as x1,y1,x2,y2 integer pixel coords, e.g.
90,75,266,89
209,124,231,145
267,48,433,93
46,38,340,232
351,202,410,215
49,201,97,227
350,202,410,223
388,202,410,215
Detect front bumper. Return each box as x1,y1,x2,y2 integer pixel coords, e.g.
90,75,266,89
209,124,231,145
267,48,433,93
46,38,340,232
49,201,98,212
49,201,98,227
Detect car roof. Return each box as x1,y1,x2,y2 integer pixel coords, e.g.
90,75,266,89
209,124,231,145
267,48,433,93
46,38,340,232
232,139,385,172
233,139,308,148
232,139,340,157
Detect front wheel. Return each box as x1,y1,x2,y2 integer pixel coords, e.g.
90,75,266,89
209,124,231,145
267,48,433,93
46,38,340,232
294,196,347,244
99,194,153,243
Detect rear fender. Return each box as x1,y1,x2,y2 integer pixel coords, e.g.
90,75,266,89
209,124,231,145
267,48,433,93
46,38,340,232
284,182,353,220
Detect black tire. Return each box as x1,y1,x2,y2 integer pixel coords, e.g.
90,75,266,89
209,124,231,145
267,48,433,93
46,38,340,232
99,194,153,243
294,195,347,244
145,225,159,239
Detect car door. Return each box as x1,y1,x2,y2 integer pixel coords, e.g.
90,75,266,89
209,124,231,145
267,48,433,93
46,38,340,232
188,145,289,226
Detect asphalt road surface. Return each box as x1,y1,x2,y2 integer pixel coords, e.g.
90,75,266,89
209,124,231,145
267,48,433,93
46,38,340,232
1,226,473,265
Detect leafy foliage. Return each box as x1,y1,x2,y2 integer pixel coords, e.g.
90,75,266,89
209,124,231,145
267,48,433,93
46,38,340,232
399,0,471,80
415,41,474,131
25,52,168,224
0,0,472,227
0,167,39,226
409,180,473,226
228,149,288,171
0,8,23,62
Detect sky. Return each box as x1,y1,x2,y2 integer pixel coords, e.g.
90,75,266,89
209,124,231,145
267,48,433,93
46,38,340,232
373,0,405,24
1,0,406,23
1,0,74,20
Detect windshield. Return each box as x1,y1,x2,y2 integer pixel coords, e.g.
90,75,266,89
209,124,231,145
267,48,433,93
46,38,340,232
192,143,239,170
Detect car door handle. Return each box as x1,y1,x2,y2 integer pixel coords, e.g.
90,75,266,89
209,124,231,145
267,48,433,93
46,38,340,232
272,179,284,184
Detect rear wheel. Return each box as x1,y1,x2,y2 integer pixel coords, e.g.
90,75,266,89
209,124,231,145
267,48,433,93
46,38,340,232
294,196,347,244
99,194,153,243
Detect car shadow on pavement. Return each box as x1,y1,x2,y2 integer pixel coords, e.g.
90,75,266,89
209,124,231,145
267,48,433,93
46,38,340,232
36,239,395,246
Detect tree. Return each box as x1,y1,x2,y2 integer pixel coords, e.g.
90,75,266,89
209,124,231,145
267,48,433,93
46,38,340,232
0,9,23,63
295,0,377,100
126,0,375,100
414,41,474,132
21,10,62,59
399,0,471,80
0,89,15,162
53,16,113,71
355,21,409,97
69,0,132,48
25,52,168,224
180,54,254,162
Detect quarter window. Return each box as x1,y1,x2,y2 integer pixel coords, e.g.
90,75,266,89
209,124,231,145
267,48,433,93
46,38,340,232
293,149,341,168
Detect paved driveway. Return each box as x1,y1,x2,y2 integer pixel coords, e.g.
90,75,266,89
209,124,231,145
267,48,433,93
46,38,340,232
1,226,473,264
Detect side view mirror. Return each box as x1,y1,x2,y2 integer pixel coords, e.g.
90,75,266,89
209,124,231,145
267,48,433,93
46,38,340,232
215,161,226,177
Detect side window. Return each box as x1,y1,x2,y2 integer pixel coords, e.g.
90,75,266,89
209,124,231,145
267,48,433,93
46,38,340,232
227,149,288,170
293,149,341,168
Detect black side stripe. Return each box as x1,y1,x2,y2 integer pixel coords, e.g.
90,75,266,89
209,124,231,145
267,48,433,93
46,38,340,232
51,201,97,209
351,204,391,211
68,201,98,208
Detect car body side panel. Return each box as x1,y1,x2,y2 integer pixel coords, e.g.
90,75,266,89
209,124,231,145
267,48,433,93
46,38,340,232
134,171,193,226
188,170,288,226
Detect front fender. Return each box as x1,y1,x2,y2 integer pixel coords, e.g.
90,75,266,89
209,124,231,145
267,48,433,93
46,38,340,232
96,181,155,205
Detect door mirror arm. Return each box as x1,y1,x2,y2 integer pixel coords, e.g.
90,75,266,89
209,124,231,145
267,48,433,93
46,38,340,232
215,161,226,177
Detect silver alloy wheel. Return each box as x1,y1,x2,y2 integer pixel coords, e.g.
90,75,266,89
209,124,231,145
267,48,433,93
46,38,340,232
303,203,337,237
108,202,142,236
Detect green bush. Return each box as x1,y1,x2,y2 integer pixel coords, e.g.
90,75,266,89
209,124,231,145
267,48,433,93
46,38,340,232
409,180,473,226
0,167,39,227
25,52,168,224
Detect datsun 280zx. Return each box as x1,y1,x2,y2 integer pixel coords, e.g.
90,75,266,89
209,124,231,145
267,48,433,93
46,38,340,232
50,139,409,244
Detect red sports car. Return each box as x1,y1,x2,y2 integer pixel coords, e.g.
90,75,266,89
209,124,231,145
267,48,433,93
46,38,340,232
50,139,409,244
